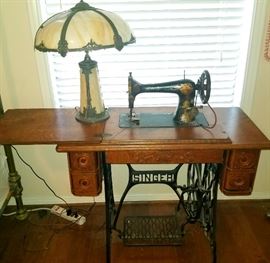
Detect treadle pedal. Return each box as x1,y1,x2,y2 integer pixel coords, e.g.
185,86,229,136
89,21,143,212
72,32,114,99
122,215,183,246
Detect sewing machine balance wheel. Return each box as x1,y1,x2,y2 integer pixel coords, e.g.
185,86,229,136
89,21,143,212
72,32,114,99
198,70,211,104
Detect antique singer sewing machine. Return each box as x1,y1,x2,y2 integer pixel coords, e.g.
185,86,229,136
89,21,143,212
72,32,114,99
119,70,211,127
114,69,221,260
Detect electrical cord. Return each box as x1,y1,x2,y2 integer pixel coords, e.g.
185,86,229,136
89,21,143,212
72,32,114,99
196,103,217,130
4,147,99,251
11,145,70,208
206,102,217,129
2,207,51,217
194,92,217,129
52,201,97,232
22,200,97,252
7,146,97,223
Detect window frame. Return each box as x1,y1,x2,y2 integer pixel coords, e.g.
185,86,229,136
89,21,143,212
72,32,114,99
27,0,266,112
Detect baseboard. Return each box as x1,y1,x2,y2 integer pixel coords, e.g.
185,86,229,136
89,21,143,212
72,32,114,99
6,191,270,206
218,191,270,200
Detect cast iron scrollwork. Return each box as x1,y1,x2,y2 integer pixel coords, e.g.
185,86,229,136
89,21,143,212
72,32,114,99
181,164,218,231
103,161,220,263
180,163,219,263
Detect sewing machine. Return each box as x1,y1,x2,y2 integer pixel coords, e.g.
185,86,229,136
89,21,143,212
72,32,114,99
119,70,211,128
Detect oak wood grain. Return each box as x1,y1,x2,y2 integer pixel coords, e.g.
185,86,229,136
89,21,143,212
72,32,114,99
1,107,269,150
0,108,105,145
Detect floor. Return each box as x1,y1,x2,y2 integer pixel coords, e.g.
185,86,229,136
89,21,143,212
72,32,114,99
0,200,269,263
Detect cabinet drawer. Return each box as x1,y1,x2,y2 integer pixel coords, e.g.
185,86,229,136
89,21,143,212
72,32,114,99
68,152,99,172
67,152,102,196
220,168,256,195
226,149,260,169
69,170,102,196
220,149,261,195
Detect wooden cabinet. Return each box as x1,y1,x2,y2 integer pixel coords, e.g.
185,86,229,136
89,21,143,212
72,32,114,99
66,149,261,196
67,152,102,196
220,149,261,195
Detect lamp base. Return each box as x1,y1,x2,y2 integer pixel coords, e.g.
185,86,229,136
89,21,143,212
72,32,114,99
75,108,110,123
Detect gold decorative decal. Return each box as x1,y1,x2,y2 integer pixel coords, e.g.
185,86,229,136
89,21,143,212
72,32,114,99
179,83,193,95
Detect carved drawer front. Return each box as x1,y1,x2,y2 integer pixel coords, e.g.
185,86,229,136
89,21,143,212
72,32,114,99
220,149,261,195
221,168,256,195
106,149,224,164
67,152,102,196
69,171,102,196
68,152,98,172
227,149,260,169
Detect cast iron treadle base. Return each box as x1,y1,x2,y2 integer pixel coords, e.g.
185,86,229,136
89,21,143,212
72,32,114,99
122,215,183,246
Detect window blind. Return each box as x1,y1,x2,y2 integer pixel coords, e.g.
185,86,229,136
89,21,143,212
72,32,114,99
39,0,253,108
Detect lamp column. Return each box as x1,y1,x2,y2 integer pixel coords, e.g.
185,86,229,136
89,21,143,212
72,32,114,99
75,53,110,123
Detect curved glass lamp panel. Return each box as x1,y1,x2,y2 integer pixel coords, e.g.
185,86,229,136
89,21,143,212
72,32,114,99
66,10,115,49
35,8,135,53
35,11,72,50
101,10,135,44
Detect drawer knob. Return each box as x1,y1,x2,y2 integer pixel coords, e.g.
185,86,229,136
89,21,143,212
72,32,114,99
79,156,88,166
79,179,90,188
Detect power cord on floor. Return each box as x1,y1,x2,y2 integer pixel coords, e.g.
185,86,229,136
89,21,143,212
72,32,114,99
7,146,97,222
2,207,51,217
3,146,99,251
11,145,70,208
22,200,97,252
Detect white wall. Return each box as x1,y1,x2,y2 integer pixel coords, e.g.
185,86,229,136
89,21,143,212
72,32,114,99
0,0,269,205
238,0,270,200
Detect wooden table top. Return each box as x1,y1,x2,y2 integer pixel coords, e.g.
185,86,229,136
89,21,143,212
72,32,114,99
0,107,269,151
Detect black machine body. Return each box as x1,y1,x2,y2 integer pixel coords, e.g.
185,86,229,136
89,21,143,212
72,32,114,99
119,70,211,128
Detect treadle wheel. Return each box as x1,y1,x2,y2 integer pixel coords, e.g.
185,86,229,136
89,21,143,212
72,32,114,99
199,164,217,236
180,164,218,238
181,164,202,221
197,70,211,103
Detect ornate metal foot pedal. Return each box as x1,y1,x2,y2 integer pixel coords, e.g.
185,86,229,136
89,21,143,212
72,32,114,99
122,215,183,246
111,163,219,262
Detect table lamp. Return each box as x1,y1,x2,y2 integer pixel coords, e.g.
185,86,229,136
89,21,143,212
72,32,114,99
34,0,135,123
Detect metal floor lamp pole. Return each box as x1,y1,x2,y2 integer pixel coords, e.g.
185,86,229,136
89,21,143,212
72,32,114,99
0,95,28,219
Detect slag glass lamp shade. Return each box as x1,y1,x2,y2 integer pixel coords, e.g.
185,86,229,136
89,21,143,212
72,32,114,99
34,0,135,56
34,0,135,123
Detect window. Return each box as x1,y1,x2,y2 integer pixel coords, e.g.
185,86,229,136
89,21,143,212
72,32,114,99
37,0,254,109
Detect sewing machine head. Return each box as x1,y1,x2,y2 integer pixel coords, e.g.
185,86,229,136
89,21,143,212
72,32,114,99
119,70,211,128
